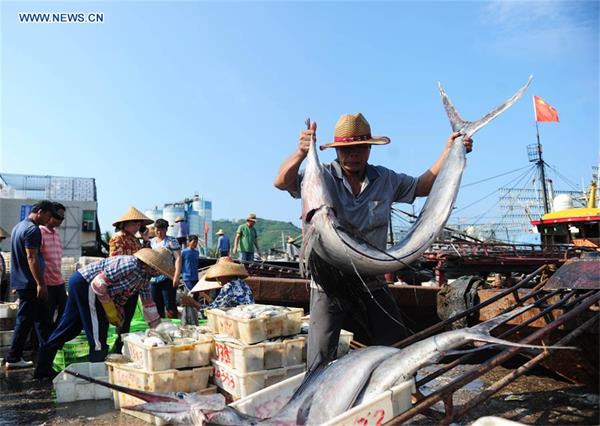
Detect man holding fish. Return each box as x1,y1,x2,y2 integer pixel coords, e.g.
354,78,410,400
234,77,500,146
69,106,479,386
274,112,473,368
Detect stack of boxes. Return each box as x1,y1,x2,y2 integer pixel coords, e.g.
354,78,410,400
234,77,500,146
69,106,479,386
108,328,214,423
207,305,307,400
0,302,18,354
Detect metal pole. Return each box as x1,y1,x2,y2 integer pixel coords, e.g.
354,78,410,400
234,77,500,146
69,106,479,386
536,121,550,214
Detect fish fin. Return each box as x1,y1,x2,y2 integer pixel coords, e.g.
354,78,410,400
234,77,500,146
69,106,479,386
471,304,534,334
299,226,318,277
439,76,533,138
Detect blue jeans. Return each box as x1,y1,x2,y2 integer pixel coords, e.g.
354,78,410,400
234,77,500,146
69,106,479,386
151,279,178,317
7,288,51,362
239,252,254,262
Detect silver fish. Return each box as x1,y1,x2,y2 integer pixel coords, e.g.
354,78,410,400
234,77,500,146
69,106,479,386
353,304,570,406
300,76,532,276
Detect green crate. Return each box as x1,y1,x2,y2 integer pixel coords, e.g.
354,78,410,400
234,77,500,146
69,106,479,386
52,329,118,370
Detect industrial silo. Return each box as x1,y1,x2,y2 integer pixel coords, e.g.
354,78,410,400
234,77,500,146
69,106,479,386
144,207,163,224
192,198,213,248
163,205,185,237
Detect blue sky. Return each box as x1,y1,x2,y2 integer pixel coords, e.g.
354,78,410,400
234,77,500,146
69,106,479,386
1,1,598,235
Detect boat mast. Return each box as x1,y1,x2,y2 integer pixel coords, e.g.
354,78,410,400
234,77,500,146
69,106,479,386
529,122,550,214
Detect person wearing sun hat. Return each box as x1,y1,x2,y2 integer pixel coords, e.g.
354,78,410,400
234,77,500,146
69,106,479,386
273,113,474,369
33,247,174,379
233,213,260,262
108,206,154,354
215,228,230,257
181,256,254,310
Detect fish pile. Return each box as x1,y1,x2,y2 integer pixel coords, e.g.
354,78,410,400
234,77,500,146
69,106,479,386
68,306,572,425
125,322,212,347
213,304,292,320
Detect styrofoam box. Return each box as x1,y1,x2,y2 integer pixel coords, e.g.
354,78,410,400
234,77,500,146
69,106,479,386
0,302,18,319
213,335,305,373
232,372,414,425
119,385,218,426
122,333,213,371
211,358,305,400
206,306,304,344
0,330,14,346
107,360,213,409
53,362,113,403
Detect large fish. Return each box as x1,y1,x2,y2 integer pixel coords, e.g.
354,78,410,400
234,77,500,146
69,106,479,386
67,307,576,426
300,77,533,276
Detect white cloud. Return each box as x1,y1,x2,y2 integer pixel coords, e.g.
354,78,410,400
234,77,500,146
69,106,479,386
481,1,598,55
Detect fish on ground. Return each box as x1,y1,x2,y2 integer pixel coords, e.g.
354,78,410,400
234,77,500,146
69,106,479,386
66,304,574,425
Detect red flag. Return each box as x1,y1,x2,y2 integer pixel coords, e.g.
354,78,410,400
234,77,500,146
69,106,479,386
533,96,559,122
204,222,209,246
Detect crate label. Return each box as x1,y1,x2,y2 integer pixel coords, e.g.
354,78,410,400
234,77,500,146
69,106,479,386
218,318,236,336
127,345,145,366
213,366,236,390
355,408,386,426
214,342,233,366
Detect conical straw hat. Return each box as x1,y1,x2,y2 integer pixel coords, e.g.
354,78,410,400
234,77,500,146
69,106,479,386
216,229,225,235
191,276,222,293
134,247,175,279
0,226,8,239
205,256,248,280
112,206,154,227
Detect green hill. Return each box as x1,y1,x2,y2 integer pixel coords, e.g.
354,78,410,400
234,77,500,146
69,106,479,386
212,218,301,256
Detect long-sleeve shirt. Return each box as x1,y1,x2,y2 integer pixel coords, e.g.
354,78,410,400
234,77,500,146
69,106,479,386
79,256,156,315
208,278,254,308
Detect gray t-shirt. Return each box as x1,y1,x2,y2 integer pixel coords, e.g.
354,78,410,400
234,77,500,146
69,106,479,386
291,160,418,250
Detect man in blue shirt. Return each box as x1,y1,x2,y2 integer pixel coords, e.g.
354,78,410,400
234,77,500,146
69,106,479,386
215,229,230,257
5,200,55,369
181,235,200,291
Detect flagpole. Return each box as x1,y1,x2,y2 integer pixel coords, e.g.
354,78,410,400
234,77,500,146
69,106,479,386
534,116,550,214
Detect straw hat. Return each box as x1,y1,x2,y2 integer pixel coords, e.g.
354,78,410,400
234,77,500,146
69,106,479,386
112,206,154,227
246,213,257,222
191,276,222,293
205,257,248,281
216,229,225,235
319,113,390,150
0,226,8,239
175,216,185,223
134,247,175,279
287,236,296,243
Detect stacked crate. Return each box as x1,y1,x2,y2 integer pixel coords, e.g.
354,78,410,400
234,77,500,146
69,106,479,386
0,302,18,353
206,305,307,400
109,327,214,423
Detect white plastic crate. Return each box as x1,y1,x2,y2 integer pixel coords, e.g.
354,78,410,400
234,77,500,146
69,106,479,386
53,362,112,403
211,358,306,400
206,306,304,344
0,330,14,346
232,372,414,425
213,335,305,373
122,333,213,371
107,360,213,409
0,302,18,319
